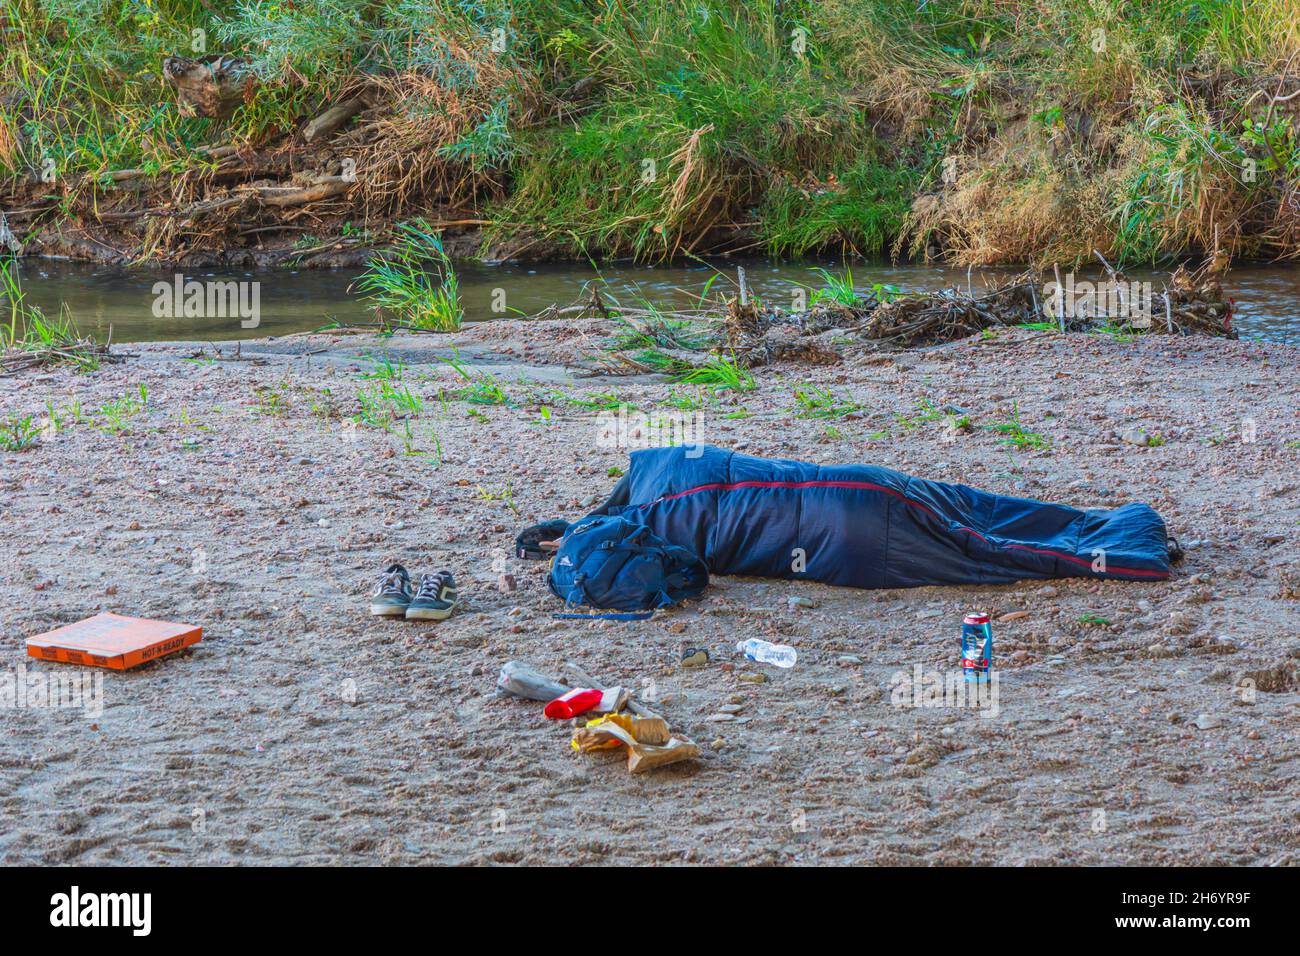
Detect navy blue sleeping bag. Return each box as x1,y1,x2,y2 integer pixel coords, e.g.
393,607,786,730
595,445,1170,588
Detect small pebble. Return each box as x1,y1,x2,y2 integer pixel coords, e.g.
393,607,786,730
1119,425,1151,446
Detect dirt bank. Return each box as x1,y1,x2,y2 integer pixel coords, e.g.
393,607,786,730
0,321,1297,865
10,3,1300,269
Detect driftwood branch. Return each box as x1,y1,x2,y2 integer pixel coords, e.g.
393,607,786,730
248,176,354,208
303,98,366,143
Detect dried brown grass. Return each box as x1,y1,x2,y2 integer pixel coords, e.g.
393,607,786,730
346,37,540,220
0,114,18,171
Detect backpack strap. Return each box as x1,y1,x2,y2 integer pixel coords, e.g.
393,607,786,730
552,579,656,621
552,610,657,621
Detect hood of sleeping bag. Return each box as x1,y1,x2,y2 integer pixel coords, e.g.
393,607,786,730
594,445,1171,589
547,514,709,612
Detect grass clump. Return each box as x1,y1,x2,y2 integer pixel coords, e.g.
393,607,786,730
802,266,903,310
355,221,463,331
987,402,1049,450
759,156,914,257
435,353,512,406
1,259,102,373
791,383,863,419
607,314,711,352
674,353,754,392
355,380,422,428
491,0,910,260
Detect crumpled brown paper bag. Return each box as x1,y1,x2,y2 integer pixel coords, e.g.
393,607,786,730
571,712,699,773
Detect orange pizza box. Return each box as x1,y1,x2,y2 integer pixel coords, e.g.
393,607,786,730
26,612,202,670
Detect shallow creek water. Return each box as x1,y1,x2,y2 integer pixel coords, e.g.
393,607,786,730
15,258,1300,344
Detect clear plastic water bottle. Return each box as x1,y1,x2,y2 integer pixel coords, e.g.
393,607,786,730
735,638,797,668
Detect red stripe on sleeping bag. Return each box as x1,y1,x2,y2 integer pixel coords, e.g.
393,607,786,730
634,479,1169,579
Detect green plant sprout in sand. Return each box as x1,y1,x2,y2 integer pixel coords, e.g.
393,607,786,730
436,353,512,406
791,383,864,419
96,385,149,435
0,415,41,451
477,482,521,515
987,402,1049,450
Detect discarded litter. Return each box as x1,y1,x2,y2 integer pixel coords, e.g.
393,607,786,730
680,647,709,668
26,612,201,670
496,660,570,701
736,638,797,668
571,712,699,774
496,659,700,774
961,612,993,683
544,685,625,719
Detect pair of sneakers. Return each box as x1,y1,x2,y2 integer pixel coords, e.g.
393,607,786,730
370,564,458,620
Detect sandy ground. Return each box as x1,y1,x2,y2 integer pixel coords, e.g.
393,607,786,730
0,319,1297,865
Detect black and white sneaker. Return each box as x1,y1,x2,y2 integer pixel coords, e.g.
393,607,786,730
370,563,413,617
406,571,457,621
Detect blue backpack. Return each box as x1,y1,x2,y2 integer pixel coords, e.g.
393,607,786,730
547,515,709,620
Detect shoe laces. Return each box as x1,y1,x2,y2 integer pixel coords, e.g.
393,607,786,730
375,568,409,596
415,572,451,600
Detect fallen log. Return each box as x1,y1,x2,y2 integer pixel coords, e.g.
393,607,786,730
303,98,366,143
251,176,354,208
